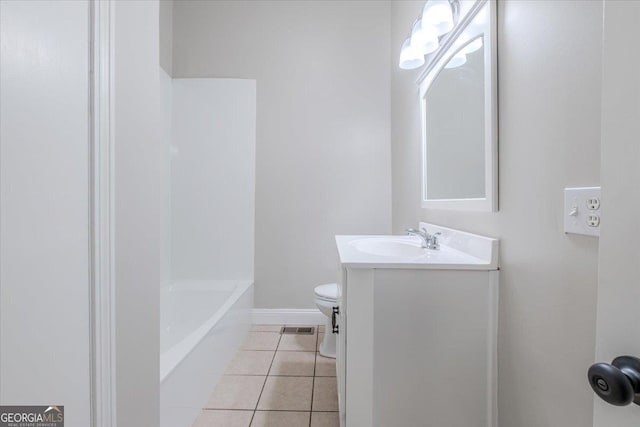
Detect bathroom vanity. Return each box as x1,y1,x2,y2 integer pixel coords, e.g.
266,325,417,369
334,222,499,427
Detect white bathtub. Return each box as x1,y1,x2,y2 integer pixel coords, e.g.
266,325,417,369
160,280,253,427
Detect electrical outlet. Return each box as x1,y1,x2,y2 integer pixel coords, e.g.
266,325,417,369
564,186,601,237
587,214,600,227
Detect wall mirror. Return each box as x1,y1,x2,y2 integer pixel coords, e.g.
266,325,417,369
418,0,497,211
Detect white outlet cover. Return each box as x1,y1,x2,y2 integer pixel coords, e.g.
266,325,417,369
564,186,601,237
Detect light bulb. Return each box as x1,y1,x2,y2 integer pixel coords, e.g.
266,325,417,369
444,51,467,69
422,0,454,36
399,38,425,70
410,19,439,56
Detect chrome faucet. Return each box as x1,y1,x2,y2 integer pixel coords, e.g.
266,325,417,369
405,227,442,250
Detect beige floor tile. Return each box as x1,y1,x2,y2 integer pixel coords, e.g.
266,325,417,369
312,377,338,411
314,353,336,377
278,333,317,351
269,351,316,376
191,410,253,427
242,332,280,351
310,412,340,427
257,376,313,411
205,375,266,410
225,351,274,376
317,333,324,351
251,325,283,332
250,411,310,427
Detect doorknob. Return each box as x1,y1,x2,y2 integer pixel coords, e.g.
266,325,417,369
588,356,640,406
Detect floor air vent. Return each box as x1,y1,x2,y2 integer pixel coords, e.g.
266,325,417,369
280,326,315,335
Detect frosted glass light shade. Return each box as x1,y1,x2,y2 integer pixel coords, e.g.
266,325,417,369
444,51,467,69
410,19,439,56
399,38,425,70
422,0,454,36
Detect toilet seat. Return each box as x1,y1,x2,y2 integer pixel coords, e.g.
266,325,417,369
314,283,337,301
315,294,336,303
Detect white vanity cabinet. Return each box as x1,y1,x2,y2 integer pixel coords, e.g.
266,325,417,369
334,223,499,427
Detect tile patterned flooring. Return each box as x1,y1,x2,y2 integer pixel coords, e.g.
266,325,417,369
192,325,338,427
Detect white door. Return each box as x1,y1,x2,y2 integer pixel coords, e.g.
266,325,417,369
591,1,640,426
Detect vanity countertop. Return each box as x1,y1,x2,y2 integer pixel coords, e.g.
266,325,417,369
335,222,499,271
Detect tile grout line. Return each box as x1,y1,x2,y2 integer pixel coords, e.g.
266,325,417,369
204,327,337,425
226,373,316,377
202,409,338,413
249,329,282,426
309,325,320,427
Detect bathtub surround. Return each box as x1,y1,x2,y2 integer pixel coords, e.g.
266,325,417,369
170,79,256,281
171,0,393,309
160,76,256,426
391,1,602,426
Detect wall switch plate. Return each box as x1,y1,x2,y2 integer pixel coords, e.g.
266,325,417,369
564,186,601,237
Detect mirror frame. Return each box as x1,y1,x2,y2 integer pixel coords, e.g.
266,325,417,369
417,0,498,212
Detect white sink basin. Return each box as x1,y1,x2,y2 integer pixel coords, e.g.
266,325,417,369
350,237,426,258
336,223,499,270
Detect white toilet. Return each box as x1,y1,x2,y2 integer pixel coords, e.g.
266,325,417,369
314,283,338,359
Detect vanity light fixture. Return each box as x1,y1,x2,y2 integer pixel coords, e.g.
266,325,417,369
410,19,439,56
422,0,454,36
399,37,426,70
399,0,455,70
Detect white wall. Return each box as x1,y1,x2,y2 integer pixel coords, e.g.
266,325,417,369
0,1,91,425
391,1,425,232
172,0,392,308
159,0,173,76
113,1,164,426
391,1,602,426
171,79,256,281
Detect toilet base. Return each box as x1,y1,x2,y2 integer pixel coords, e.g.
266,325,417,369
319,317,336,359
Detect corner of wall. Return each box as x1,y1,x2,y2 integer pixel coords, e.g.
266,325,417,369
159,0,174,77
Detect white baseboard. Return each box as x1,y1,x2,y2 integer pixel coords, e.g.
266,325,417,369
252,308,326,326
